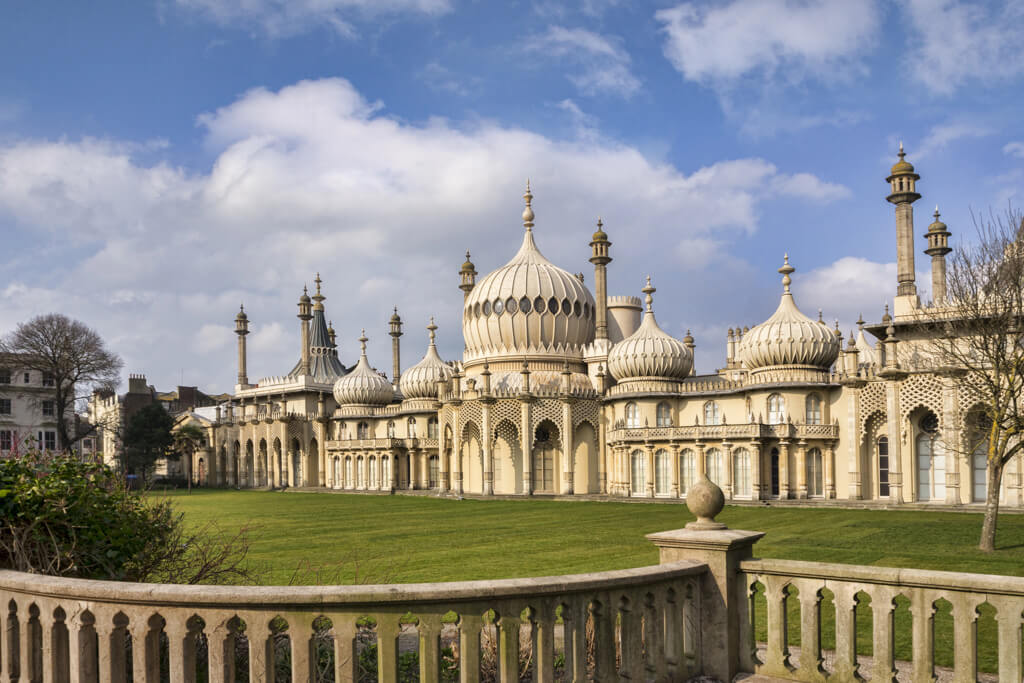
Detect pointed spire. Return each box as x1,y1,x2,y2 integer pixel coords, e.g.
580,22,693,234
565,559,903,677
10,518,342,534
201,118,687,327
818,308,823,323
779,254,794,293
312,273,325,310
359,329,368,356
898,140,905,159
427,316,437,345
642,275,655,313
522,180,534,232
857,314,865,329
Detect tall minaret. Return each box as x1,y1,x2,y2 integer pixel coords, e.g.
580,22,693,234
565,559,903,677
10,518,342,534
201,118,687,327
925,207,952,305
589,217,612,341
297,286,312,376
886,143,921,306
459,251,477,301
234,304,249,387
389,307,403,387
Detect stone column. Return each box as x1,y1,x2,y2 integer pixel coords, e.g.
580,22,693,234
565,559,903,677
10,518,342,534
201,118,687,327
942,374,961,504
847,384,863,499
722,441,734,499
521,399,533,495
795,440,808,499
482,401,494,496
646,444,656,497
670,443,681,497
749,440,762,501
208,427,219,488
318,423,328,488
598,408,608,493
561,399,574,495
885,380,905,503
778,440,791,498
696,442,707,478
825,441,836,499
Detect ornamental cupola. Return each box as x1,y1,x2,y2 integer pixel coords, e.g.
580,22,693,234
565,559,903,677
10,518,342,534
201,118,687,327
400,318,455,400
332,331,394,406
607,277,692,384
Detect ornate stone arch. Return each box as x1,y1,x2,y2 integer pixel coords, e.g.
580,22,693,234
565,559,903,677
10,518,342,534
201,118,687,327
899,374,943,424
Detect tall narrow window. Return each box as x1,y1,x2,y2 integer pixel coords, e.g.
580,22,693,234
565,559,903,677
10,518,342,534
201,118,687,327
733,448,751,497
655,449,671,495
0,399,11,415
916,414,944,502
428,417,439,439
679,449,696,495
407,417,417,438
767,394,785,424
625,402,639,428
656,402,672,427
428,455,439,488
381,456,391,488
705,448,723,484
704,401,720,425
387,421,395,438
630,449,646,495
878,436,890,497
0,370,10,384
805,394,822,425
806,448,823,497
357,422,369,439
0,431,11,451
42,401,55,417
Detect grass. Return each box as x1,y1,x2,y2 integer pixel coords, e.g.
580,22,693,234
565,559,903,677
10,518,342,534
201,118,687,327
161,490,1024,674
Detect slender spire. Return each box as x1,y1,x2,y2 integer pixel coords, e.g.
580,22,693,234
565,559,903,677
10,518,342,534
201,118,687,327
427,316,437,345
818,308,823,323
359,329,368,356
857,314,865,329
522,180,534,232
779,254,794,293
312,273,325,311
642,275,655,312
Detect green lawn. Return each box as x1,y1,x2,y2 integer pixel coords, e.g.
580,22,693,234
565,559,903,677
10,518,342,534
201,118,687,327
162,490,1024,673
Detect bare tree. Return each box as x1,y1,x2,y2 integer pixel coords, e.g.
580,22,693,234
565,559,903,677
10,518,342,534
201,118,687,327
0,313,123,454
921,206,1024,551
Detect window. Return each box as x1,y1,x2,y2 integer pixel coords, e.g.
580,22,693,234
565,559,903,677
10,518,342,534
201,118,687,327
705,448,723,484
0,399,10,415
655,449,671,495
0,369,10,384
878,436,890,497
625,402,639,428
805,394,822,425
704,401,720,425
42,401,55,417
428,455,440,488
345,457,353,487
407,417,418,438
806,448,823,497
357,457,366,488
767,394,785,424
428,417,438,439
387,421,395,438
679,449,696,495
916,414,944,502
23,372,30,384
39,431,56,451
656,402,672,427
0,431,11,452
733,448,751,497
339,423,348,439
42,373,55,387
369,456,378,488
630,449,647,495
357,422,369,439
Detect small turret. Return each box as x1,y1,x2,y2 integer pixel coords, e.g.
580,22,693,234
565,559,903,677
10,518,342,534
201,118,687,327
589,217,613,342
459,251,477,300
297,286,313,376
235,303,249,387
924,207,952,304
887,143,922,299
388,306,403,386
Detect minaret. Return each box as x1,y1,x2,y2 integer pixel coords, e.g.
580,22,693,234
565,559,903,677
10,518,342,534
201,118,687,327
234,304,249,387
312,273,325,312
886,142,922,302
459,251,477,301
683,330,696,376
925,207,952,305
297,286,312,376
589,217,612,341
389,307,403,387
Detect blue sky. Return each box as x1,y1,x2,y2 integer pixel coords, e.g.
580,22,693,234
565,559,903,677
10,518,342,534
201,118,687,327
1,0,1022,392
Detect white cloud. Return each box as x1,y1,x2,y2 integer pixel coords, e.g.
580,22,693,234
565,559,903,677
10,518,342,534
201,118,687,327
524,26,640,97
902,0,1024,95
174,0,451,38
0,77,848,392
417,63,480,97
656,0,879,87
1004,142,1024,159
914,121,992,160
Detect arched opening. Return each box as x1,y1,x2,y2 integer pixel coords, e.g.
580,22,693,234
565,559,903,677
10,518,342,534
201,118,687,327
427,416,438,439
805,394,822,424
407,417,418,438
461,422,483,493
968,409,992,503
630,449,646,495
428,455,439,488
704,401,720,426
258,438,268,487
532,421,560,494
381,455,391,489
290,437,302,487
915,411,944,501
357,456,366,488
573,422,598,494
493,420,522,495
877,436,890,497
368,455,378,489
332,456,341,489
624,402,639,428
806,447,823,497
767,394,785,425
272,437,282,488
386,420,395,438
654,448,671,496
345,456,353,488
733,447,751,497
770,448,780,497
357,422,369,439
705,447,723,484
307,437,318,488
679,448,696,496
656,402,672,427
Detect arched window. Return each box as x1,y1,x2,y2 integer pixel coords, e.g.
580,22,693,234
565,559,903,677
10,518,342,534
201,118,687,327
428,455,439,488
733,448,751,497
679,449,696,495
916,413,944,502
656,402,672,427
381,456,391,488
625,402,640,428
877,436,890,497
806,448,823,497
357,422,369,439
704,401,720,426
339,422,348,440
368,455,378,488
387,421,395,438
345,456,353,488
357,456,366,488
655,449,671,495
767,394,785,424
630,449,646,495
427,416,439,439
407,417,418,438
805,394,822,425
705,447,723,484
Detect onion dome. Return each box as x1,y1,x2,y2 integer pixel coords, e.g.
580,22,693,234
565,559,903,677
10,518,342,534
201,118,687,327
400,318,455,400
890,142,915,175
683,329,694,346
738,256,841,375
461,251,475,273
928,207,948,233
462,182,596,362
592,217,608,242
235,304,248,322
608,277,692,382
299,286,311,305
332,331,393,406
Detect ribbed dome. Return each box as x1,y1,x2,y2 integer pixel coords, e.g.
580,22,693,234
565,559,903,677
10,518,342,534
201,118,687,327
462,185,596,361
400,319,455,400
608,279,692,382
332,332,394,406
889,144,916,176
738,257,840,373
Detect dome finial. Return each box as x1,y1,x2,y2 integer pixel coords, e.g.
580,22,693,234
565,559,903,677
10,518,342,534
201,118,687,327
779,254,795,293
522,180,534,232
642,275,655,313
359,329,368,355
427,317,437,345
899,141,904,158
818,308,823,323
934,205,940,220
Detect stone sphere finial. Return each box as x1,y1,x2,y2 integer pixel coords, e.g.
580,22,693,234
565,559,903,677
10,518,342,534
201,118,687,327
685,474,727,530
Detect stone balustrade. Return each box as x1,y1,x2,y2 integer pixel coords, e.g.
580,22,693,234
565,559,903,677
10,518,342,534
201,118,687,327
608,422,840,443
740,558,1024,682
0,561,705,683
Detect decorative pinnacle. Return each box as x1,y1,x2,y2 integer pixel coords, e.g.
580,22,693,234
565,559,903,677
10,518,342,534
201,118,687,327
642,275,655,312
779,254,794,293
899,141,904,158
597,217,603,229
934,206,941,220
427,316,437,344
359,329,368,355
818,308,823,323
857,314,865,329
522,180,534,232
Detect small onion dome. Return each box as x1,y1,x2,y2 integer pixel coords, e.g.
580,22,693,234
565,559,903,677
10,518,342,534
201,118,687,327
608,277,692,381
235,304,248,321
299,286,311,305
390,307,402,324
332,331,393,405
682,329,694,346
928,207,948,233
461,250,475,272
400,318,455,400
592,217,608,242
738,256,841,372
890,142,915,175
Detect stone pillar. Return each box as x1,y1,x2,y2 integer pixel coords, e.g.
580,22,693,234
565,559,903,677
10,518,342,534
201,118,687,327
942,374,962,504
885,380,905,503
482,401,494,495
722,441,734,499
695,442,706,478
318,423,328,488
562,399,574,495
847,385,863,499
795,440,808,499
670,443,681,497
521,399,533,495
749,441,762,501
646,444,655,497
825,441,836,499
778,440,791,499
438,443,449,492
598,408,608,493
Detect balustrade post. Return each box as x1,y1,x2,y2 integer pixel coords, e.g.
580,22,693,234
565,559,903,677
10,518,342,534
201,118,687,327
795,579,825,681
644,591,665,681
532,602,555,683
67,611,97,683
330,615,357,683
871,587,898,683
245,621,273,683
417,614,442,681
289,617,314,683
497,609,521,683
910,590,936,683
127,620,156,683
165,615,198,683
376,614,401,683
992,596,1023,683
618,595,644,680
3,600,18,683
457,613,482,683
670,444,681,497
662,585,683,680
563,599,587,683
760,577,791,676
950,594,979,683
590,598,617,683
18,603,32,683
831,584,859,680
205,625,230,683
95,616,128,683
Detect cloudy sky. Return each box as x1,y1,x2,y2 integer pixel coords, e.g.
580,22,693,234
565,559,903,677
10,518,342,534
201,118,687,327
1,0,1022,392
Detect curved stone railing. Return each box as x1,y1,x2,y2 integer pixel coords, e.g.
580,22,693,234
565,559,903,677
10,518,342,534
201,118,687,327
740,558,1024,682
0,561,706,683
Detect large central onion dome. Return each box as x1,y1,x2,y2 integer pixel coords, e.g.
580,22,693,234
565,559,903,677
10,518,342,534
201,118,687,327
608,278,692,382
462,183,596,365
332,331,394,406
738,256,840,377
399,318,455,400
